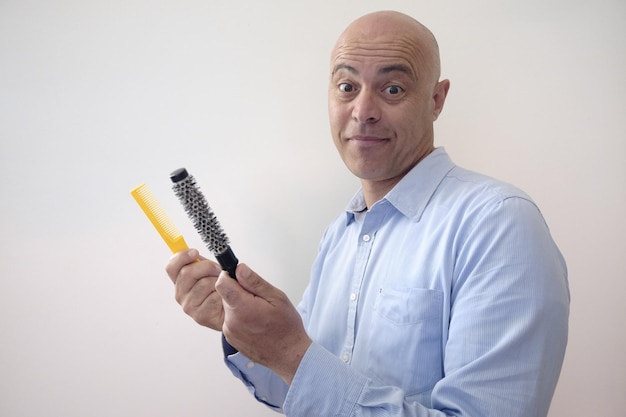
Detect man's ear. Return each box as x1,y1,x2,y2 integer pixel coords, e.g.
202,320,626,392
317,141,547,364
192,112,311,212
432,79,450,121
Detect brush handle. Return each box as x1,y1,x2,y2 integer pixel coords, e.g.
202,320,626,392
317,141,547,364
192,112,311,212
216,246,238,280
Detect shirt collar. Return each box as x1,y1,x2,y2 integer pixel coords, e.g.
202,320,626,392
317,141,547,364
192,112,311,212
345,147,456,224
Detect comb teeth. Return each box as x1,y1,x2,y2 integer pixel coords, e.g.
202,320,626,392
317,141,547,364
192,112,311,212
171,173,230,254
131,183,189,254
131,184,181,239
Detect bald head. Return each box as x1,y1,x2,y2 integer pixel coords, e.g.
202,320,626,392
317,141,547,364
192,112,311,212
331,11,442,84
327,10,450,201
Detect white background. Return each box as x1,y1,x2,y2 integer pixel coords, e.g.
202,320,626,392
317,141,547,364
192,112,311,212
1,1,624,416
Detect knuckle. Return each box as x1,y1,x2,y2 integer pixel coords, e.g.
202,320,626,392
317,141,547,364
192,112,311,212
181,300,196,316
174,289,184,305
177,264,192,281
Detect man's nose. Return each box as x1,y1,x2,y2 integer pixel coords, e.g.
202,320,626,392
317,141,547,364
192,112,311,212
351,89,381,124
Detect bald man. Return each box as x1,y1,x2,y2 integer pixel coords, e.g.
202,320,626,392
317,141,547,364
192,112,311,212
166,11,569,417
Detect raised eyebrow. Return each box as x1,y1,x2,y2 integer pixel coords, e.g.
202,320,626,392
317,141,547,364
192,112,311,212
379,64,413,76
332,63,358,76
332,63,413,77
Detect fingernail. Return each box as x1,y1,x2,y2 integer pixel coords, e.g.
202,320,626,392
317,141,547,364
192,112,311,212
188,248,199,259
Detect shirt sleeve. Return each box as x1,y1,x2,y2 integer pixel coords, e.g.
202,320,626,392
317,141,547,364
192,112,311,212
222,335,289,412
282,196,569,417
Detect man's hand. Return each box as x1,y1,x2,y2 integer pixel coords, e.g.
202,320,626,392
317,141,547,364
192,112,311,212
216,264,312,385
165,249,225,331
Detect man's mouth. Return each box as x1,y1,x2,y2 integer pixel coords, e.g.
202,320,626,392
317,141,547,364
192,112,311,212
348,135,389,147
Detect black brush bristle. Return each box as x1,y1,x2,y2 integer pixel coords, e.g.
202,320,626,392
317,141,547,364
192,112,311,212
170,168,238,279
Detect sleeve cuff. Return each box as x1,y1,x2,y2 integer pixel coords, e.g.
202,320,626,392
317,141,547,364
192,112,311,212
221,333,239,357
284,342,367,416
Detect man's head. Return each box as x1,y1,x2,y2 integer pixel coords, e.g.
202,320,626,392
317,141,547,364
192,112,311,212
328,11,450,200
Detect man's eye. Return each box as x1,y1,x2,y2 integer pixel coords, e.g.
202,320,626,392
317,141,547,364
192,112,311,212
338,83,354,93
384,85,404,95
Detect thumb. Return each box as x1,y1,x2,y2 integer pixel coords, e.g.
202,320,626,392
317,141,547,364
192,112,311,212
234,263,276,298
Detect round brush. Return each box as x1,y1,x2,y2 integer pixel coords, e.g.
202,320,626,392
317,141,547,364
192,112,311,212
170,168,238,279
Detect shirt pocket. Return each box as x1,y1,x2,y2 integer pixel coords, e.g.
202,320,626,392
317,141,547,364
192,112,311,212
366,287,444,395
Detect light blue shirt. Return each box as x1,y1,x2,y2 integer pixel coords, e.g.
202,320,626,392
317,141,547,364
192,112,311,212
226,148,569,417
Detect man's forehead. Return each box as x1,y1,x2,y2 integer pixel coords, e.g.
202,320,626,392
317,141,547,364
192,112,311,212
330,40,425,78
331,59,416,78
333,32,420,55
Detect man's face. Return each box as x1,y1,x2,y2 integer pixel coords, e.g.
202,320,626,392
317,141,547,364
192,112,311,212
328,23,446,189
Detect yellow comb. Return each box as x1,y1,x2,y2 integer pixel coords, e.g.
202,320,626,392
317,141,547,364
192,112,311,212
130,183,189,253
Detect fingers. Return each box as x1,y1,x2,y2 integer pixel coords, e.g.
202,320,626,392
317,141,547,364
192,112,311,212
214,263,312,383
178,274,216,313
175,261,220,303
166,248,218,282
164,249,225,330
181,278,225,329
216,263,291,328
236,263,273,296
165,249,200,284
217,263,278,305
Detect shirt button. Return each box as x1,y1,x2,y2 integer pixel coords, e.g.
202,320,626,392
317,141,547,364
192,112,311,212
247,361,255,369
350,292,357,301
342,353,350,363
362,234,370,242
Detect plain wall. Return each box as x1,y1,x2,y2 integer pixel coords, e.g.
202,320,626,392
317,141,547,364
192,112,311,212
1,1,624,416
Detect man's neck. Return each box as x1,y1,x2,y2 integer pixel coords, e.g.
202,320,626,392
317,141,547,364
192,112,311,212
361,177,402,209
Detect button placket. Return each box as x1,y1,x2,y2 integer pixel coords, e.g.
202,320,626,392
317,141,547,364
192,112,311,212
341,212,381,365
